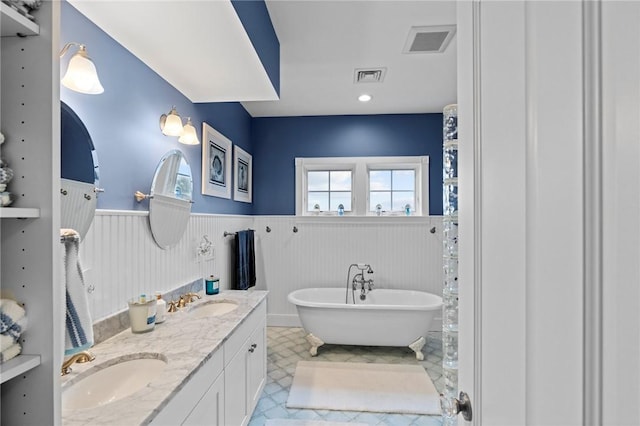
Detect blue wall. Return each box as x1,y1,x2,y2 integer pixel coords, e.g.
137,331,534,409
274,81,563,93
62,2,444,217
61,2,253,214
251,114,443,215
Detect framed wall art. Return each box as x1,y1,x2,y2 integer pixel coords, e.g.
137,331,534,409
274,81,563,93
233,145,252,203
201,122,232,199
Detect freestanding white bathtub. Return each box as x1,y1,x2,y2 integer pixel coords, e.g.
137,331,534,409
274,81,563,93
287,287,442,360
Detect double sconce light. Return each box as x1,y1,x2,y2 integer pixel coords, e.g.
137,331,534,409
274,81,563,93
59,41,199,146
159,107,200,145
59,42,104,95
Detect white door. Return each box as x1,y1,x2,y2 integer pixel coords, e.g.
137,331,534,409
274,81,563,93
454,1,589,424
601,2,640,425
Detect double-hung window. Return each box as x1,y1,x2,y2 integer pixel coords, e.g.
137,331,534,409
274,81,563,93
296,156,429,216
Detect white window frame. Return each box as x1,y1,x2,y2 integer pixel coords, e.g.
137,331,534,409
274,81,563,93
295,156,429,216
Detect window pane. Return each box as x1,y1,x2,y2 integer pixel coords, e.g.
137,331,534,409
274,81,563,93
308,191,328,211
393,170,415,191
330,192,352,211
330,171,351,191
370,191,391,211
369,170,391,190
392,191,415,211
308,171,328,191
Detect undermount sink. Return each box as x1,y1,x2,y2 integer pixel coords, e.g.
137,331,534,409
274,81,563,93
62,354,167,410
190,300,238,318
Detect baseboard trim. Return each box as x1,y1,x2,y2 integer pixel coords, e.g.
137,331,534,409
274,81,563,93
268,314,302,327
266,313,441,332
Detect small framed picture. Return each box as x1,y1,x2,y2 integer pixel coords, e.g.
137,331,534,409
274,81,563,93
233,145,252,203
201,122,232,199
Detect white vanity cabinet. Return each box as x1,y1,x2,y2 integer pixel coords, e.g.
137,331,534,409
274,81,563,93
182,371,225,426
150,348,225,426
224,301,267,426
151,299,266,426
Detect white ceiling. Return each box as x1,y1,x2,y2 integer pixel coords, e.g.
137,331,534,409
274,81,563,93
242,0,458,117
68,0,279,103
68,0,457,117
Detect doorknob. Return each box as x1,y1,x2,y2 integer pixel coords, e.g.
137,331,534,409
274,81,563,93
439,391,472,421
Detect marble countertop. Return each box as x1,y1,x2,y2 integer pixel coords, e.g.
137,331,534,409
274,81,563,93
61,289,268,426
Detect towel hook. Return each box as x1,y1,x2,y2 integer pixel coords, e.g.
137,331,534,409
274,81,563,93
266,226,271,233
293,226,298,233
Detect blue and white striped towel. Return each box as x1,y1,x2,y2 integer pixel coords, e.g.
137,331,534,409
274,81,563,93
62,229,94,356
0,298,27,341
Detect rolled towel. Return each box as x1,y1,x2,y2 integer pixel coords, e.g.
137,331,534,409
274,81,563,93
0,342,22,363
0,299,26,341
62,229,94,356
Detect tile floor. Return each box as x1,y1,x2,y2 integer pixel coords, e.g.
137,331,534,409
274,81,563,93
248,327,444,426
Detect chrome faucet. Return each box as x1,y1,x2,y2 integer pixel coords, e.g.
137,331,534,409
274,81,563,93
61,350,95,376
346,264,374,303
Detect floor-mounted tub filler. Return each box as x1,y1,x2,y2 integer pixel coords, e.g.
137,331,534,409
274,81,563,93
287,286,443,360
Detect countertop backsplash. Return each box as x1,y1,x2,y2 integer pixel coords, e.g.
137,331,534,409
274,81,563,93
92,278,204,345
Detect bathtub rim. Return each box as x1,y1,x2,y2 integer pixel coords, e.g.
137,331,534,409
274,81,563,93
287,287,443,311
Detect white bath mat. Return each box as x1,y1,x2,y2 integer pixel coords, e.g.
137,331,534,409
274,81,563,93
286,361,440,415
265,420,367,426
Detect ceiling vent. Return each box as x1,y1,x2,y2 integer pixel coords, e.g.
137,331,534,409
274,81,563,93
403,25,456,54
354,67,387,84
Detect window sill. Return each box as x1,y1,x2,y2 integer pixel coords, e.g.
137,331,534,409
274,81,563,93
295,215,435,224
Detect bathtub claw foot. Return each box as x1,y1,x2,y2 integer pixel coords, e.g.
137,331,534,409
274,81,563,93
306,333,325,357
409,336,426,361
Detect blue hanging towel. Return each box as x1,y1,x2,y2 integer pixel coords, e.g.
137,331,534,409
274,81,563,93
235,230,256,290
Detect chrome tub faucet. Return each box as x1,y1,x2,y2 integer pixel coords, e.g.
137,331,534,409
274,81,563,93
346,264,374,303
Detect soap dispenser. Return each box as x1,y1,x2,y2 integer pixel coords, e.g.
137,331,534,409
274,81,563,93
205,275,220,295
155,292,166,323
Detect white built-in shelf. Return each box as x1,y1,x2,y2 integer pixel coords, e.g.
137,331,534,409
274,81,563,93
1,2,39,37
0,354,41,384
0,207,40,218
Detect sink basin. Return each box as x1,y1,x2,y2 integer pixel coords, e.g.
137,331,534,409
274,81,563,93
62,354,167,410
190,300,238,318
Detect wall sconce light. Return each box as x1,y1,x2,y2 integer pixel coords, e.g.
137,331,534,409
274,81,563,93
60,42,104,95
178,117,200,145
159,106,184,137
160,108,200,145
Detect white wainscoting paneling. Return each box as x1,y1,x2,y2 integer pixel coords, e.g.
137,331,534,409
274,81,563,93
253,216,443,327
78,211,443,329
80,210,253,321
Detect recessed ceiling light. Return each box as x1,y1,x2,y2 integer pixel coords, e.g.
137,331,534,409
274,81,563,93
358,94,372,102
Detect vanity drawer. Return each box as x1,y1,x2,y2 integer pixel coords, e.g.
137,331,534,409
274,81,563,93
223,300,266,365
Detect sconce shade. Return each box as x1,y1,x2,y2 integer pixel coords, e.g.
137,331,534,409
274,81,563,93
178,118,200,145
61,44,104,95
161,107,184,137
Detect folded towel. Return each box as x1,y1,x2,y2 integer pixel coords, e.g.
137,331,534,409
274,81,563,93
1,333,16,352
62,229,94,356
0,342,22,363
0,299,27,341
